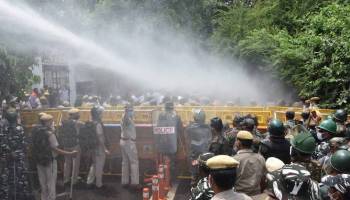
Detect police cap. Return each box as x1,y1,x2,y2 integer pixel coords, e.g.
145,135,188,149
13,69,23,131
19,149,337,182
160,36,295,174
68,108,80,114
237,131,253,140
40,114,53,121
206,155,239,170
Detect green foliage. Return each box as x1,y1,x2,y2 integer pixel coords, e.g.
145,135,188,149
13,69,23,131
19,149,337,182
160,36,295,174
213,1,350,109
0,46,37,100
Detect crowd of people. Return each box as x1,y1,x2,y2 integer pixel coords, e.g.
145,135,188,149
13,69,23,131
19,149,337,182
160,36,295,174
186,105,350,200
6,87,319,111
0,92,350,200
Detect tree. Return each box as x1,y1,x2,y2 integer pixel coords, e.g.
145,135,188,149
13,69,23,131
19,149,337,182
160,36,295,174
0,46,38,100
212,1,350,109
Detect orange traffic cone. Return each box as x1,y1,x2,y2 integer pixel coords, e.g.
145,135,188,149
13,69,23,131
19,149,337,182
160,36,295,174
158,165,166,199
152,175,159,200
143,188,150,200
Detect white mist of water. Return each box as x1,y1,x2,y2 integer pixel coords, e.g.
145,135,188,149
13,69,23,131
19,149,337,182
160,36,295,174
0,0,288,103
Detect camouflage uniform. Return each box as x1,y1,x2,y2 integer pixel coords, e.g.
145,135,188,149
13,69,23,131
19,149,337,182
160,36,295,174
251,129,265,153
1,120,33,200
0,119,10,200
321,174,350,199
265,163,320,200
189,177,214,200
209,134,232,156
313,142,330,160
298,160,322,182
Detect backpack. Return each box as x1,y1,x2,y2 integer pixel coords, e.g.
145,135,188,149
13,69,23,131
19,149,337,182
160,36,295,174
79,121,98,151
59,120,78,148
31,126,53,166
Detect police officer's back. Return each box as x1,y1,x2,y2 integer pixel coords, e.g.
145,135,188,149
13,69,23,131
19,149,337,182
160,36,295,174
290,131,321,182
155,102,182,155
206,155,252,200
259,119,291,164
185,109,211,161
185,109,211,185
209,117,232,156
265,163,320,199
333,109,348,136
189,153,215,200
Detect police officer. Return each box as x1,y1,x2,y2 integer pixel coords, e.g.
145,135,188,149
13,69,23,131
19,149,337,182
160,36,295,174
206,155,252,200
0,108,33,200
290,131,321,182
0,114,8,200
209,117,232,156
333,109,348,136
309,108,322,130
319,150,350,200
87,106,110,189
285,110,296,136
313,119,337,160
259,119,291,164
120,104,140,189
328,150,350,175
301,110,311,128
189,153,215,200
60,108,83,187
309,97,320,110
185,109,211,185
264,163,320,199
233,131,266,196
320,137,347,176
241,117,264,153
154,102,183,180
32,114,77,200
321,174,350,200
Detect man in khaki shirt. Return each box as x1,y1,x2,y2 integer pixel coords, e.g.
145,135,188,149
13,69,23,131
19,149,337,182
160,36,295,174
207,155,252,200
233,131,266,196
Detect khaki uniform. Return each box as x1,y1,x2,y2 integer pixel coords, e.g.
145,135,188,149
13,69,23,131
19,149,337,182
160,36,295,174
63,146,81,184
233,149,266,196
120,114,139,185
37,132,58,200
87,123,106,187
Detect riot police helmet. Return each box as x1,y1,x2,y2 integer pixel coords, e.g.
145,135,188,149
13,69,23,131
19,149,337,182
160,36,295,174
268,119,285,137
164,101,174,111
330,150,350,173
91,106,104,120
210,117,223,132
193,109,206,123
286,110,295,120
333,109,348,123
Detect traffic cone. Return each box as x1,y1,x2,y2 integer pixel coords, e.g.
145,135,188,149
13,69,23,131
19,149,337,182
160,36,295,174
143,187,150,200
158,164,166,199
152,175,159,200
164,157,171,189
